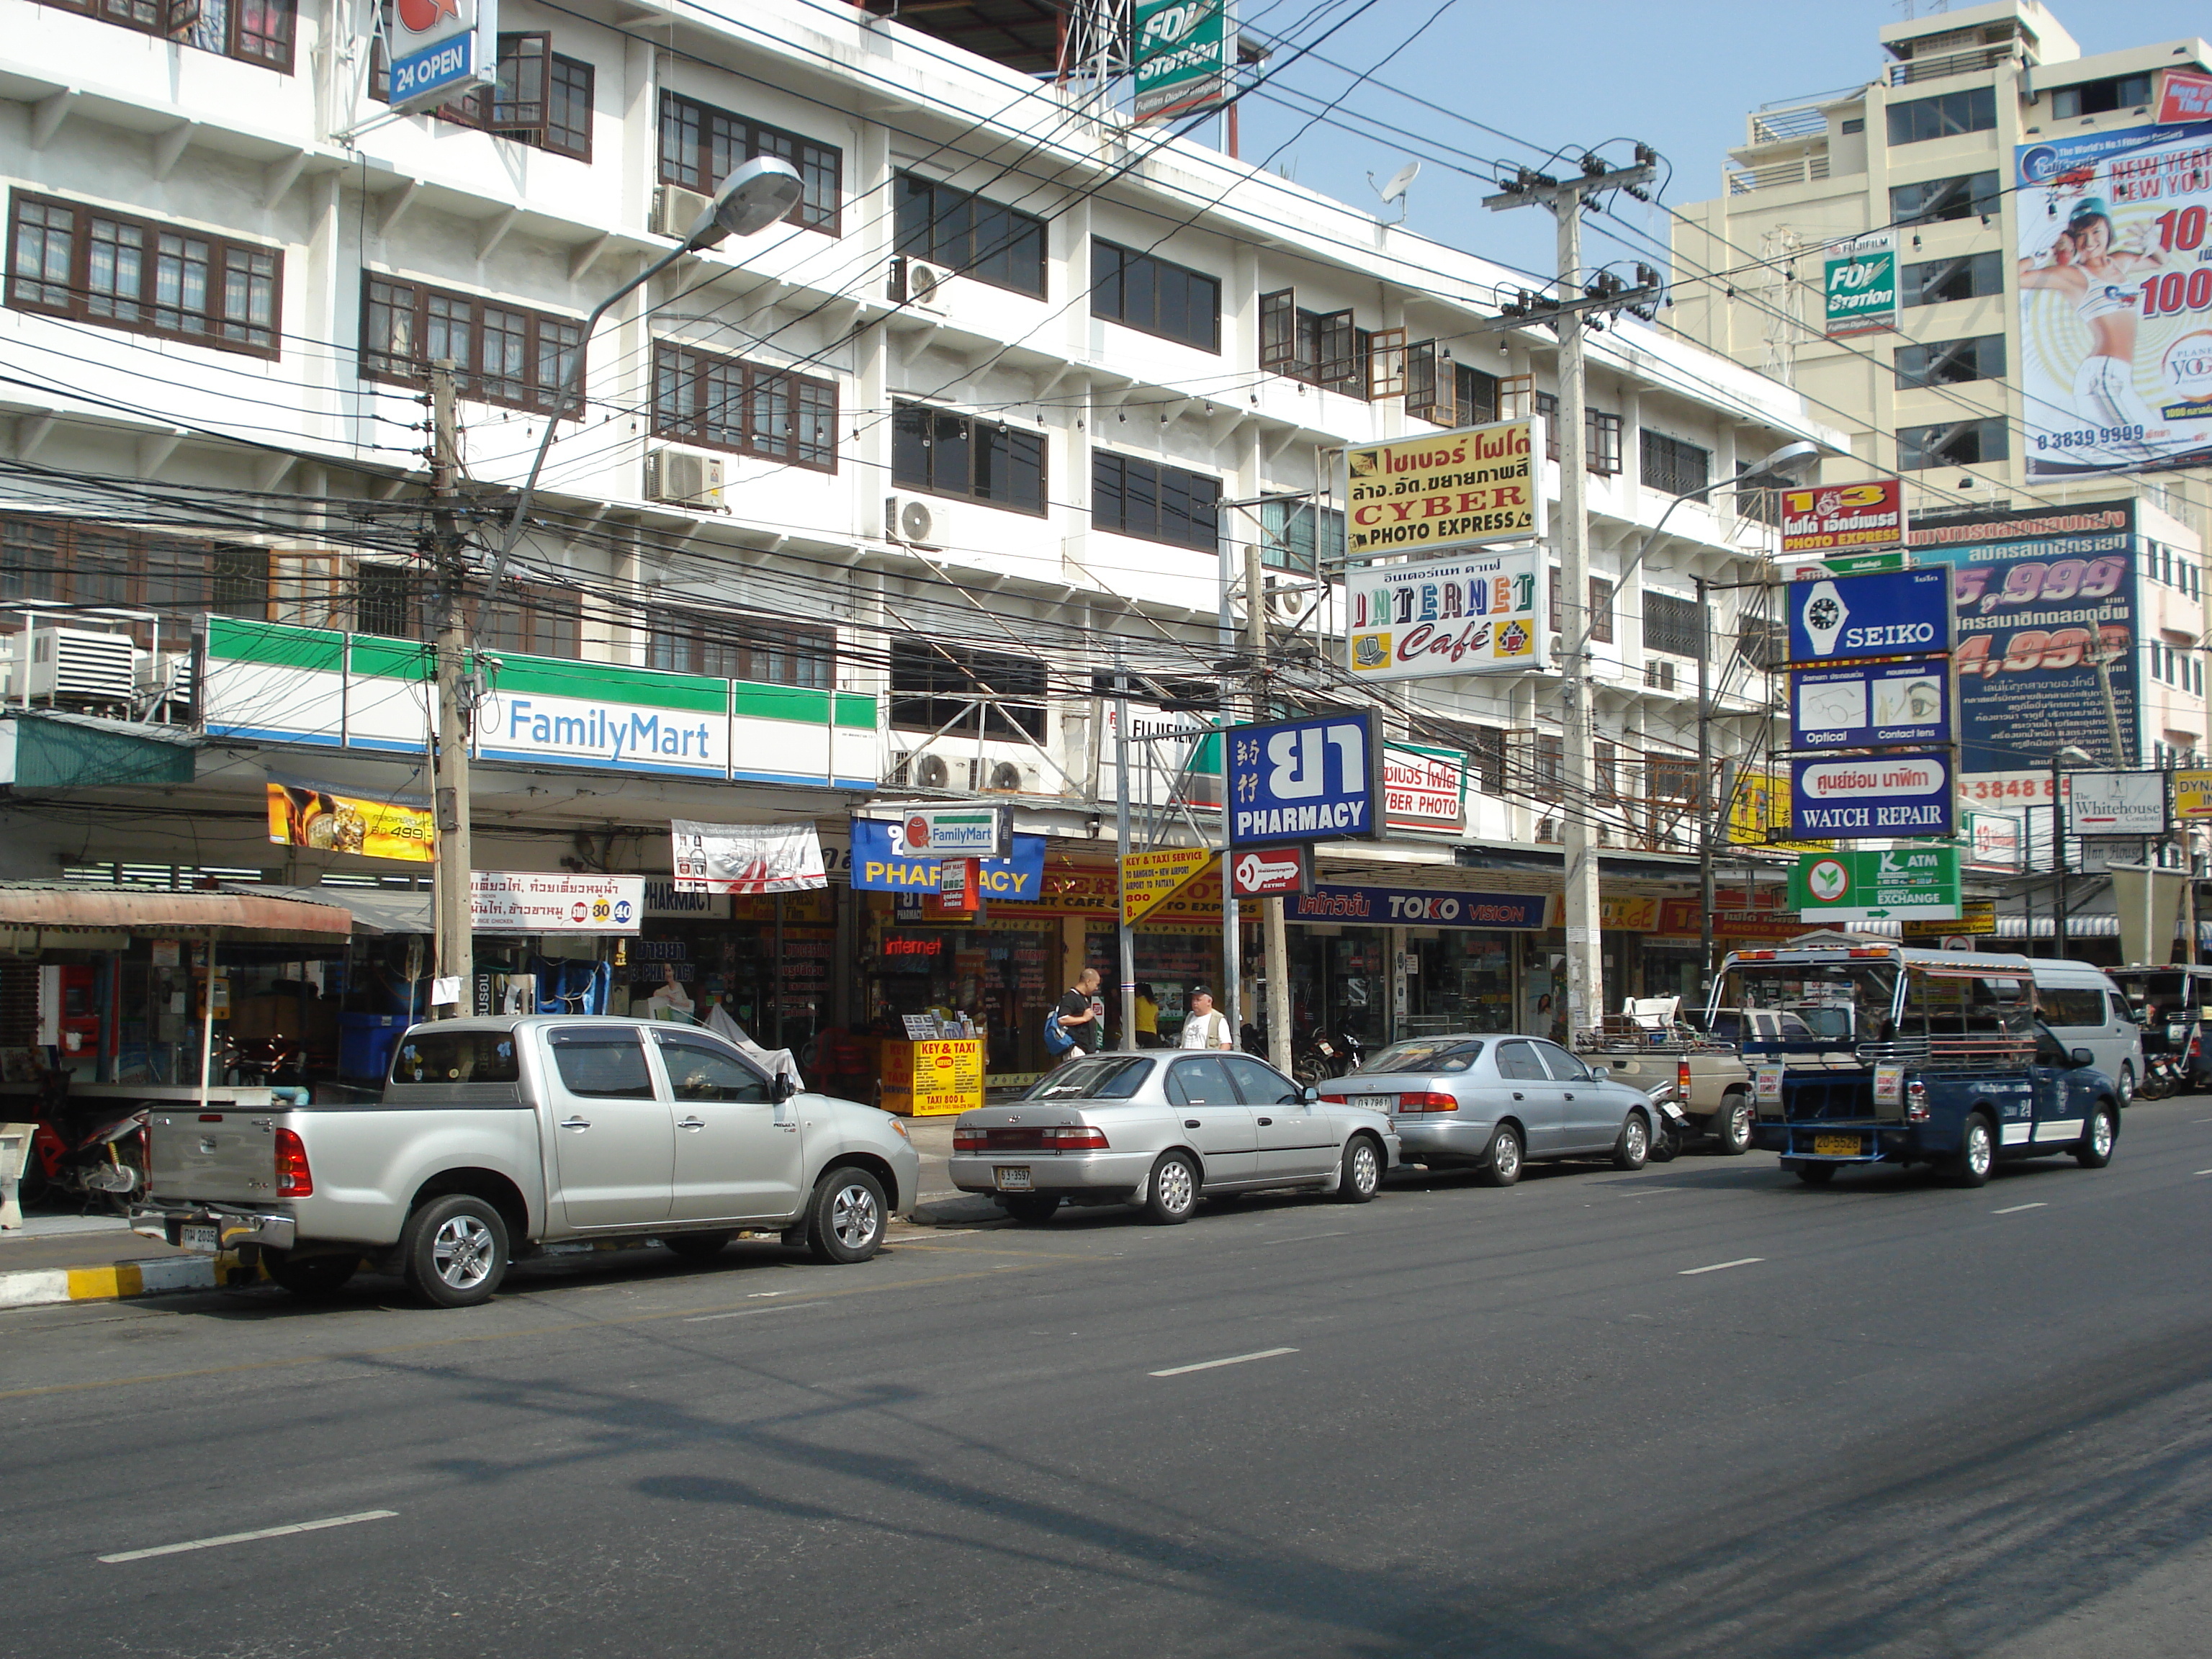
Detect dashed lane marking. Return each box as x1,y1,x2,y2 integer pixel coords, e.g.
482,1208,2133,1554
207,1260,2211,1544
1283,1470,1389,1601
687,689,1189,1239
1992,1202,2047,1215
1150,1346,1299,1377
100,1510,396,1564
683,1302,829,1324
1679,1258,1765,1276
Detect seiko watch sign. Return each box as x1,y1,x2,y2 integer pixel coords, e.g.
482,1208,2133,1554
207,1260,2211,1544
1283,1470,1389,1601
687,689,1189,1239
1226,711,1384,846
386,0,498,113
1785,567,1953,666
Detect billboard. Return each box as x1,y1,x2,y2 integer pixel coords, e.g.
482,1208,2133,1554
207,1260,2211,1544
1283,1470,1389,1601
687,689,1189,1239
1823,233,1899,337
1382,743,1468,832
1346,545,1545,680
386,0,498,113
1133,0,1230,122
1791,848,1961,922
1226,711,1383,845
1343,418,1543,559
1785,567,1954,665
2016,118,2212,476
2063,771,2167,837
266,781,434,862
1908,501,2139,795
1790,655,1952,751
1779,479,1905,557
1789,752,1955,838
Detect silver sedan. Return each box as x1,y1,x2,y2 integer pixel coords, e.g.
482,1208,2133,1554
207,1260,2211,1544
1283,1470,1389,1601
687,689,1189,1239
1320,1033,1658,1186
949,1051,1400,1225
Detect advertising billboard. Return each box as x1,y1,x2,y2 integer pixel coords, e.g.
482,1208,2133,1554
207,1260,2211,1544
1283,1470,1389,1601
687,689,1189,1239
2063,771,2167,837
1343,418,1543,559
266,781,435,863
1790,655,1952,751
1791,848,1961,922
2016,117,2212,476
1907,500,2138,797
1779,479,1906,557
1789,752,1955,839
1226,711,1383,845
1133,0,1230,122
1823,233,1899,337
1346,544,1545,680
1785,567,1954,665
385,0,498,113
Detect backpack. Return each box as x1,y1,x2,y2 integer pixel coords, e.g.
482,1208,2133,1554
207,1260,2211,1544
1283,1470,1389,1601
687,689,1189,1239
1042,1012,1075,1056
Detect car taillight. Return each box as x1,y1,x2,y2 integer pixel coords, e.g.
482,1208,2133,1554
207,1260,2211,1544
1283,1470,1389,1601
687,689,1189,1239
1044,1125,1110,1151
1676,1058,1692,1094
1318,1094,1348,1105
274,1128,313,1197
1904,1079,1930,1124
952,1128,987,1154
1398,1092,1458,1113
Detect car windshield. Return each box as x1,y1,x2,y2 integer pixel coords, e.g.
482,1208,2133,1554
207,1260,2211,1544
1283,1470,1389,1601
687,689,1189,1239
1027,1056,1154,1100
1358,1039,1484,1074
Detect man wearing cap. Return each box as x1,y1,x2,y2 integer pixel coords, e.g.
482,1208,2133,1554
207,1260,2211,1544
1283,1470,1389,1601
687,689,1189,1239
1179,987,1234,1051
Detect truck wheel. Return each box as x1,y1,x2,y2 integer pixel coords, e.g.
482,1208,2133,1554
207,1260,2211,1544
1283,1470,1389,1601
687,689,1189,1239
806,1166,886,1263
1950,1113,1996,1189
1611,1112,1650,1171
2074,1102,2118,1169
266,1250,358,1296
1714,1092,1754,1156
402,1195,509,1308
662,1231,732,1261
1477,1123,1523,1187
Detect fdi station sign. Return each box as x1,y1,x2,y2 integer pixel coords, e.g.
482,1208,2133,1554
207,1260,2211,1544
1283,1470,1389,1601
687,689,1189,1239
1226,711,1383,845
1789,752,1956,838
1133,0,1230,122
1790,655,1952,751
1786,567,1954,665
1824,232,1899,338
1791,847,1962,922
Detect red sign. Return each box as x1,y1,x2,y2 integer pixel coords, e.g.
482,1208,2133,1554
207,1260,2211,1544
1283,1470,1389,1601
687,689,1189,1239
2159,68,2212,125
1779,480,1905,555
1231,845,1311,898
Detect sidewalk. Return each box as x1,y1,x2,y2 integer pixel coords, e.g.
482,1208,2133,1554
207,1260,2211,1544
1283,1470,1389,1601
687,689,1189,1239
0,1212,234,1309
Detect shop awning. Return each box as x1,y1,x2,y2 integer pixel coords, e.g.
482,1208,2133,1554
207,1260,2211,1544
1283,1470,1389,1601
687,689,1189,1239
238,883,432,937
0,711,197,790
0,882,352,943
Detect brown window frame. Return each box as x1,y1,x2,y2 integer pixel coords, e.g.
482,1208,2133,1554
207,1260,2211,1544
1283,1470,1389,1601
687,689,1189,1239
1256,288,1370,398
648,608,835,690
661,91,841,235
890,402,1047,516
652,342,837,472
370,27,594,161
45,0,296,74
472,583,582,660
0,514,271,618
359,272,583,418
5,192,282,358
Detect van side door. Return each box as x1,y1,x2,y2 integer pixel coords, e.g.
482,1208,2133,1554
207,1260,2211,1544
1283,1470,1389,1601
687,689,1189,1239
544,1026,674,1228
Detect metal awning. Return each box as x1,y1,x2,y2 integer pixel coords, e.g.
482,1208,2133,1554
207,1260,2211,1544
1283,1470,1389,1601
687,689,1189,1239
0,882,351,943
235,884,432,937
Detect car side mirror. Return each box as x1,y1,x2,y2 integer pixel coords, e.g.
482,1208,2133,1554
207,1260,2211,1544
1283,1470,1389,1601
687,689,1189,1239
2069,1047,2095,1069
774,1073,798,1102
1591,1063,1611,1079
1301,1083,1321,1102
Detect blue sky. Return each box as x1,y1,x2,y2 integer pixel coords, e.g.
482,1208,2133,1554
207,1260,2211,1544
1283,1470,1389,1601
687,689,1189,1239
1231,1,2212,284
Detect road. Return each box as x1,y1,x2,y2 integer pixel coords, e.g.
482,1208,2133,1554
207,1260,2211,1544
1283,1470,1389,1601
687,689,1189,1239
4,1098,2208,1658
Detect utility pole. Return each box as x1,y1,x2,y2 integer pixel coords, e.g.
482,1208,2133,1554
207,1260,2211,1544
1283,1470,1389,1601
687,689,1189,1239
1245,540,1292,1073
1112,651,1137,1053
1696,574,1716,990
427,361,474,1016
1488,153,1653,1040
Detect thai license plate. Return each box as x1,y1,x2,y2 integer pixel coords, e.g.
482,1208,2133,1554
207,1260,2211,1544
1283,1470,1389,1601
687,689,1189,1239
1354,1095,1396,1111
994,1166,1033,1192
181,1224,219,1253
1812,1135,1863,1158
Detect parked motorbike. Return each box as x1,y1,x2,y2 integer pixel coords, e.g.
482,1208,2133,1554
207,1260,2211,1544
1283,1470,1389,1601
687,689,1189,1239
24,1071,149,1215
1292,1029,1364,1087
1642,1081,1690,1162
2139,1051,2180,1101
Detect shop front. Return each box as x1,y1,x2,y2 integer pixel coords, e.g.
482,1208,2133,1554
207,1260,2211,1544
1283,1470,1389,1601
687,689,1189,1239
1282,884,1550,1047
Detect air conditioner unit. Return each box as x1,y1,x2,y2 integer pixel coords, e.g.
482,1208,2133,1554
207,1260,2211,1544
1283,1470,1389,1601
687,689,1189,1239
652,184,713,243
1263,574,1308,622
888,256,950,311
885,495,940,548
979,760,1028,793
645,448,726,511
138,651,193,716
913,754,952,791
16,628,138,706
1535,817,1560,844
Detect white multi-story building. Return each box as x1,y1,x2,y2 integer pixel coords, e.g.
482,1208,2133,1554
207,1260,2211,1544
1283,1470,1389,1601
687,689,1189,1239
0,0,1829,1079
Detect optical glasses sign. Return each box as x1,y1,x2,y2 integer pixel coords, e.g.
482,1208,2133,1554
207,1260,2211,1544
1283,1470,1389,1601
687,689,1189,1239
1786,567,1953,666
385,0,498,113
1790,655,1954,751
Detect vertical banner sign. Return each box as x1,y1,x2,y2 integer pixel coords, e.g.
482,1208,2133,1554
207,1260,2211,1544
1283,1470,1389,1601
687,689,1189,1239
1824,232,1898,337
2016,114,2212,476
386,0,498,114
1227,711,1383,845
1133,0,1230,122
1908,500,2138,793
1779,480,1906,557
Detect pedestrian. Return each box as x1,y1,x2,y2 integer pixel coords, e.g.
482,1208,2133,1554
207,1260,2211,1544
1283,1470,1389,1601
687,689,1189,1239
1180,986,1233,1051
1133,981,1161,1048
1056,966,1104,1061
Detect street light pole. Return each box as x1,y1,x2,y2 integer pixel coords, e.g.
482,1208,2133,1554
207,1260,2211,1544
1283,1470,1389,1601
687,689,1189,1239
2049,744,2095,958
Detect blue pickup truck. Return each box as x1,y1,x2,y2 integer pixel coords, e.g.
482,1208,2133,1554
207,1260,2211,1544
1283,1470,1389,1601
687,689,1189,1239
1707,943,2121,1187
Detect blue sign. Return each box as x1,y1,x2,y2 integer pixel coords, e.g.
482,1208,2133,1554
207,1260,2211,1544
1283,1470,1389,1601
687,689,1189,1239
390,30,483,109
1287,885,1547,930
1786,567,1953,665
1790,655,1952,751
1228,711,1383,845
1789,751,1956,839
850,822,1046,898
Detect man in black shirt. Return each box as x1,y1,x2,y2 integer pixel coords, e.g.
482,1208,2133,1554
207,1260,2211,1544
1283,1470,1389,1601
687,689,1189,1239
1056,967,1104,1058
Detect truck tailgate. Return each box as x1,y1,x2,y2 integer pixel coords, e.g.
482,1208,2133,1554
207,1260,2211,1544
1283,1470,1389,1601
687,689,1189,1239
148,1108,278,1203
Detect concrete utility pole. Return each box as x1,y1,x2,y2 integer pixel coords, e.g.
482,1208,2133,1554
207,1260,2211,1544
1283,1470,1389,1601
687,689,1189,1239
1245,540,1292,1073
427,360,473,1017
1488,156,1653,1040
1112,652,1137,1052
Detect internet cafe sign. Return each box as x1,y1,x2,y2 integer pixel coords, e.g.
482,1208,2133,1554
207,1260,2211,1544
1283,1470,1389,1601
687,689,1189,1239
1824,232,1898,337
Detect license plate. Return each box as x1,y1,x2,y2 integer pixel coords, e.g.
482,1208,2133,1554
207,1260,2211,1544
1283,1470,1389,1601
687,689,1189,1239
1812,1134,1863,1157
181,1224,219,1253
994,1166,1033,1191
1354,1095,1395,1111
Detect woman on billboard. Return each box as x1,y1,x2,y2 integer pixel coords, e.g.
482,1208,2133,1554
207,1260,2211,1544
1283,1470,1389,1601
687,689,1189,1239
2018,194,2177,462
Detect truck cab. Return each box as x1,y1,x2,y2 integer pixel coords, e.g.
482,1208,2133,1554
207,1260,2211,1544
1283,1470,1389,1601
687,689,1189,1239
1708,945,2121,1187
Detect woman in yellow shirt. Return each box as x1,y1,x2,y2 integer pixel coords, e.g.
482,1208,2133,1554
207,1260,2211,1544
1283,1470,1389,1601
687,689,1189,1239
1134,981,1161,1047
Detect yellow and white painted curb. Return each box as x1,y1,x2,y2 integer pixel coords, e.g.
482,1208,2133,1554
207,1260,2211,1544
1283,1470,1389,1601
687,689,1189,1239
0,1253,235,1309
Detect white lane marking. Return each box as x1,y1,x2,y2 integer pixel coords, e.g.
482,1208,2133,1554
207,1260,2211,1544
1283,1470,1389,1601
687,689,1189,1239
1269,1231,1350,1244
1992,1202,2047,1215
2195,1169,2212,1177
1679,1257,1764,1277
683,1301,828,1324
1149,1346,1299,1377
100,1510,395,1564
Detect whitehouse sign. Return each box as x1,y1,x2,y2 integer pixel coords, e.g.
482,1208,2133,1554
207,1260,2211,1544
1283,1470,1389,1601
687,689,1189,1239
1789,752,1956,838
386,0,498,112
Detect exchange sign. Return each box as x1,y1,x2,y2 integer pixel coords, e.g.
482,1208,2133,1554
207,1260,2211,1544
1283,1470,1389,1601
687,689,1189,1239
1786,567,1954,666
1226,711,1383,845
1344,418,1543,560
1824,233,1899,338
1346,545,1546,680
1133,0,1229,122
1789,655,1952,751
1779,479,1906,557
1791,847,1961,922
1789,751,1955,838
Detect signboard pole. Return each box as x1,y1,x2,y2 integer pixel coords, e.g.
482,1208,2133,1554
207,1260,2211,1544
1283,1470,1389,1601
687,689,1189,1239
1247,541,1291,1074
1113,657,1138,1053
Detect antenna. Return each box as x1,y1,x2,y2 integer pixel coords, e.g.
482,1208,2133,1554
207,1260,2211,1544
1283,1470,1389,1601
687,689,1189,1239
1368,160,1420,223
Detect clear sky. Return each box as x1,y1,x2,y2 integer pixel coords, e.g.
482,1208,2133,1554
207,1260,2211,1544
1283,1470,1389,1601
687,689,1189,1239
1230,0,2212,285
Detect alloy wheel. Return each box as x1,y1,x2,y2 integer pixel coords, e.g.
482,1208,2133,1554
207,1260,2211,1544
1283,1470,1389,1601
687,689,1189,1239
830,1182,881,1249
432,1215,497,1290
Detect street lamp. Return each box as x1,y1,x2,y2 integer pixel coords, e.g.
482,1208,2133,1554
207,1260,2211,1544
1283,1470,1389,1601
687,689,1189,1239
2050,742,2096,958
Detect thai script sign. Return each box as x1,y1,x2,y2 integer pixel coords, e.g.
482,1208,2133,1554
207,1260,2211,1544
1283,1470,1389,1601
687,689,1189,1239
1343,418,1543,559
1226,711,1383,845
1789,752,1956,838
1779,479,1906,556
1347,547,1546,680
471,872,643,935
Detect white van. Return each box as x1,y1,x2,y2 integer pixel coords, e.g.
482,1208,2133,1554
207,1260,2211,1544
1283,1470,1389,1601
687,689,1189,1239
2031,960,2144,1103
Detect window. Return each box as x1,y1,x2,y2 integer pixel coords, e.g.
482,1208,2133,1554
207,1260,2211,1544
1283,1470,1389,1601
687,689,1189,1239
891,403,1046,514
661,92,840,233
1166,1056,1238,1105
1256,498,1344,572
1887,86,1997,144
1904,250,2004,306
359,274,581,417
355,562,418,637
1895,333,2005,388
1645,591,1703,659
2051,75,2153,120
1587,410,1623,475
476,585,580,660
1257,289,1367,397
894,173,1043,295
48,0,295,72
1092,453,1219,549
391,1030,520,1084
1649,756,1699,801
2038,986,2108,1027
653,1032,771,1102
1406,348,1500,427
1588,576,1614,644
1533,732,1563,790
652,342,836,471
6,193,279,356
1891,171,2000,227
889,639,1046,742
1899,418,2008,470
1494,1040,1546,1081
647,610,833,689
1091,240,1218,351
1469,726,1505,794
1221,1055,1300,1105
0,516,269,616
1532,1040,1590,1082
1640,431,1711,496
370,27,593,160
547,1028,655,1098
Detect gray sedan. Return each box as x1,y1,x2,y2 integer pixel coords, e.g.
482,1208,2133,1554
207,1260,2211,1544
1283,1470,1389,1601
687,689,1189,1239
1320,1034,1657,1185
949,1051,1400,1225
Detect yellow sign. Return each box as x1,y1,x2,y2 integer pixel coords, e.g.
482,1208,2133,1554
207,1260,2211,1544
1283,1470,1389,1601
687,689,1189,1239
1598,896,1660,930
266,783,435,862
1120,848,1215,926
1343,418,1543,559
1728,771,1833,853
2175,770,2212,820
1903,899,1996,940
907,1038,984,1115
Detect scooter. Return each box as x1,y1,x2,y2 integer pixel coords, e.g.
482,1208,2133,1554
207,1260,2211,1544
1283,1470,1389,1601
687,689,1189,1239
26,1089,150,1216
1642,1081,1691,1163
2140,1051,2181,1101
1292,1028,1364,1087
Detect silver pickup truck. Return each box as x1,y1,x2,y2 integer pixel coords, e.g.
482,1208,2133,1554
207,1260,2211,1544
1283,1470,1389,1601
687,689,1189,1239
131,1016,922,1307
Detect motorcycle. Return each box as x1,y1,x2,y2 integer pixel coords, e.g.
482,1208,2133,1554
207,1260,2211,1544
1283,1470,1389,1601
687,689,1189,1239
1292,1028,1364,1087
23,1071,149,1215
2139,1051,2180,1101
1642,1081,1690,1163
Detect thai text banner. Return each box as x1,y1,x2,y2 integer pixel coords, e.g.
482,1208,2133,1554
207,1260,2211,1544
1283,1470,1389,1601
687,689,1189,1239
1344,418,1544,559
1789,751,1956,838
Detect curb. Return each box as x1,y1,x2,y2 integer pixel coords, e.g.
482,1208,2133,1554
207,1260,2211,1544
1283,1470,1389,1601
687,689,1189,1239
903,1197,1012,1228
0,1253,238,1310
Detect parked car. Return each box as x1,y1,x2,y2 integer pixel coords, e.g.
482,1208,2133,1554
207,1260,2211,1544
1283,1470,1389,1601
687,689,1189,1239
1321,1033,1663,1185
948,1051,1398,1224
132,1017,921,1306
2029,959,2144,1105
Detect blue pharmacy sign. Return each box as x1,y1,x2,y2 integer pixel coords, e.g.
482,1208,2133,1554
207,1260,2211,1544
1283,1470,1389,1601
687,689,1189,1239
1227,711,1385,845
850,821,1047,897
1786,567,1953,666
1790,655,1953,751
1789,751,1956,839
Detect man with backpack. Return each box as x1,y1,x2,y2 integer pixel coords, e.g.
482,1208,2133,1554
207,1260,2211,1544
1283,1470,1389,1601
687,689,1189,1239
1051,966,1104,1063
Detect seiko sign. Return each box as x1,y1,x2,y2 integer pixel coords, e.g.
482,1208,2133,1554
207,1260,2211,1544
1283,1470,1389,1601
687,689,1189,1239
1786,568,1954,667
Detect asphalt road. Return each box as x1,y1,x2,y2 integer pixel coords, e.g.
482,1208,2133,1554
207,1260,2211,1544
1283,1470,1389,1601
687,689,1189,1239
4,1100,2210,1658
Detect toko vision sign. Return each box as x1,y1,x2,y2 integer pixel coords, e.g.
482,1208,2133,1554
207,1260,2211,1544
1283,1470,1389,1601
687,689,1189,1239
1786,567,1953,665
1227,711,1383,845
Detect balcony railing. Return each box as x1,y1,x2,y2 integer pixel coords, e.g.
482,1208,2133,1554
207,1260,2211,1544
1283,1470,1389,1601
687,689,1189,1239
1727,155,1832,195
1889,47,2015,86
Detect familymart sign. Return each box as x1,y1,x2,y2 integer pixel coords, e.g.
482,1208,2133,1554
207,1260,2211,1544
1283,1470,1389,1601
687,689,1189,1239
1824,232,1898,338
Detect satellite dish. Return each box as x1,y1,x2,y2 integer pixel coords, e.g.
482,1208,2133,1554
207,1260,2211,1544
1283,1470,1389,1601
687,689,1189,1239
1379,161,1421,204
